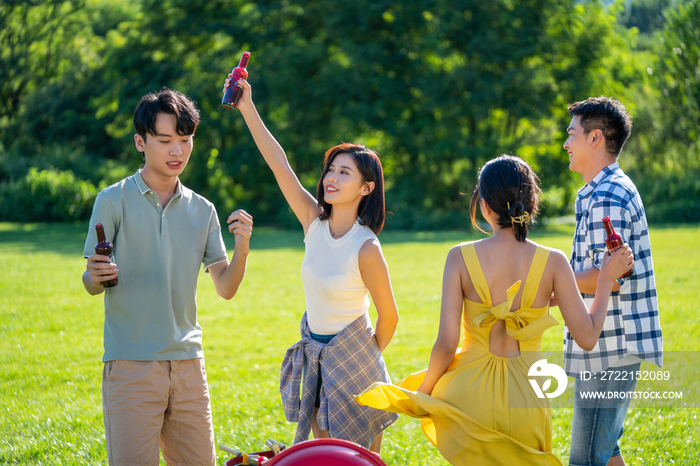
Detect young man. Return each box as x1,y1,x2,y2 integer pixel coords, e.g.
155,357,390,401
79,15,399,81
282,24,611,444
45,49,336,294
82,89,253,465
562,96,663,466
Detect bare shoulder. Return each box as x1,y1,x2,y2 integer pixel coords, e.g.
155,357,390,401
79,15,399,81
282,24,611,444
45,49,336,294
445,243,468,271
538,245,570,270
447,243,464,260
359,237,381,253
358,238,383,264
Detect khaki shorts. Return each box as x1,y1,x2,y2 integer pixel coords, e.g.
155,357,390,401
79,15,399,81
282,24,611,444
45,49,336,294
102,358,215,465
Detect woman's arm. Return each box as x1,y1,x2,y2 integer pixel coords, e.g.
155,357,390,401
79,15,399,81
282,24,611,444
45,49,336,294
553,246,634,350
233,79,321,232
359,239,399,352
417,246,465,395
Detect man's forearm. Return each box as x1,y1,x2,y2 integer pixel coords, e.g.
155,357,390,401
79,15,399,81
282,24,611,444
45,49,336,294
216,248,249,300
82,270,105,296
575,267,621,294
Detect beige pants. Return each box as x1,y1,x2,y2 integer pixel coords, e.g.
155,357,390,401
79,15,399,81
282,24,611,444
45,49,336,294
102,359,216,466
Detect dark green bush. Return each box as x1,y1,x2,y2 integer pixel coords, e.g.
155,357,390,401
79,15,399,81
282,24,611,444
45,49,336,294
636,173,700,223
0,168,97,222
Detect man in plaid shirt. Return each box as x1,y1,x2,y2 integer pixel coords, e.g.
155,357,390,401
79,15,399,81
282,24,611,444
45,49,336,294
562,97,663,466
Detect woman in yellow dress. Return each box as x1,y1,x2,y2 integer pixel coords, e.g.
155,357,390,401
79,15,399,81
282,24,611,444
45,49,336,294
356,155,634,465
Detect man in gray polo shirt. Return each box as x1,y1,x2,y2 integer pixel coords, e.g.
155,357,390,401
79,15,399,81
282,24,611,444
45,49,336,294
82,88,252,465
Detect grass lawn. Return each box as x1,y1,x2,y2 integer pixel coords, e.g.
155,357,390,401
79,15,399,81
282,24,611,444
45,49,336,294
1,222,698,465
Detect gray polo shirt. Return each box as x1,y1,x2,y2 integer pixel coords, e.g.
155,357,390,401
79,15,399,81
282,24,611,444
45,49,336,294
83,170,228,362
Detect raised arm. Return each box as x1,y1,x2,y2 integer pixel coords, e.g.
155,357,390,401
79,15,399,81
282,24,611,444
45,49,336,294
359,239,399,352
417,246,465,395
231,78,321,232
553,247,634,350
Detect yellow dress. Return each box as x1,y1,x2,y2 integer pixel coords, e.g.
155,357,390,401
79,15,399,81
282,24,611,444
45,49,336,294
356,242,562,465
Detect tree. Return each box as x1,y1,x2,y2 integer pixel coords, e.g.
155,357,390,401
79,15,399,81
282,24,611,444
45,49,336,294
619,0,674,34
0,1,86,149
654,1,700,164
4,0,683,225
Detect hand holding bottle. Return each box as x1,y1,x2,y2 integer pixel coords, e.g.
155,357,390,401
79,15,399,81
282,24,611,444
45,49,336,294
86,254,118,287
223,76,253,111
599,244,634,284
88,223,118,287
222,52,250,109
602,216,634,278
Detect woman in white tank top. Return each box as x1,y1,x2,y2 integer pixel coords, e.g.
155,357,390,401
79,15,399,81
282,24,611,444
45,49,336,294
227,77,399,453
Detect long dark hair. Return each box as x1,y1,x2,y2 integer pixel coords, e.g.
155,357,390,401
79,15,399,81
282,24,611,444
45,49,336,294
469,155,541,242
316,143,386,234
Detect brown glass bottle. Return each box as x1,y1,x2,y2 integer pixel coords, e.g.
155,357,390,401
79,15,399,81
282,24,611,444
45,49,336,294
95,223,118,288
602,216,633,278
222,51,251,110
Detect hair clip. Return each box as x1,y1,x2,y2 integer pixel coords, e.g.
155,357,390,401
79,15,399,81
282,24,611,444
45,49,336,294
510,212,531,226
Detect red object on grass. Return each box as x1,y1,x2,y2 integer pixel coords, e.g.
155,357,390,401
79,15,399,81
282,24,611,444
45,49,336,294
224,450,274,466
224,439,387,466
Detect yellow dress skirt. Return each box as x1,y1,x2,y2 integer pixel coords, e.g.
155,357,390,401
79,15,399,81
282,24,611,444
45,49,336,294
357,242,562,465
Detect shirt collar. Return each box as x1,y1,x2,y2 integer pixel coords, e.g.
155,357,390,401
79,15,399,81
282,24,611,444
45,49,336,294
133,169,182,198
577,162,619,200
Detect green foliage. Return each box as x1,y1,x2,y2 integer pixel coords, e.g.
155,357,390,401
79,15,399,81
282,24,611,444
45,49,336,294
619,0,700,223
636,173,700,223
619,0,675,34
653,1,700,160
0,1,93,147
0,0,697,226
0,168,97,221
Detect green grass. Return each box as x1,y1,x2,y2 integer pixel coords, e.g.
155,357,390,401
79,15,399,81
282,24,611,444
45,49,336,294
1,222,698,465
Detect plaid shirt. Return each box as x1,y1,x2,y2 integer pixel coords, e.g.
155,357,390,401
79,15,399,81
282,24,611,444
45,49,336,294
564,163,663,377
280,312,397,449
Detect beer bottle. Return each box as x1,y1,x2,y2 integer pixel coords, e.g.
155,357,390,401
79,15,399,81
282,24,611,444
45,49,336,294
602,216,633,278
222,51,251,110
94,223,118,287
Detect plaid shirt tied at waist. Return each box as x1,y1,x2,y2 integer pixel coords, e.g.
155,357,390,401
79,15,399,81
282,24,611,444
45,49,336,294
280,312,397,449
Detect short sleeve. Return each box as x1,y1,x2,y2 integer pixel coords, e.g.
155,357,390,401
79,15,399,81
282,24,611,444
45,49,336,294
202,207,228,271
83,192,118,258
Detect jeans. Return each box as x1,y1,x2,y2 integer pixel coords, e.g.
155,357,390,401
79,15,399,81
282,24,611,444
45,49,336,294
569,363,641,466
309,331,337,408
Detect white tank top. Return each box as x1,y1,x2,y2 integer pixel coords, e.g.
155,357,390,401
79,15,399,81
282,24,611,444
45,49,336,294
301,217,378,334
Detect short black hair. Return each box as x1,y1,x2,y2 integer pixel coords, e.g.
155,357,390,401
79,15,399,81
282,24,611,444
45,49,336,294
568,96,632,157
316,143,386,235
470,155,541,242
133,88,200,140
